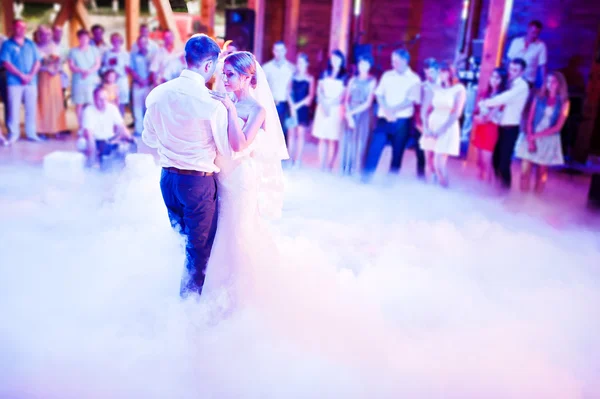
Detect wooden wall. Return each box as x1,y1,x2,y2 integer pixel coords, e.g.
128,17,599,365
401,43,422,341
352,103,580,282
295,0,332,76
261,0,286,62
261,0,463,77
260,0,600,88
365,0,462,75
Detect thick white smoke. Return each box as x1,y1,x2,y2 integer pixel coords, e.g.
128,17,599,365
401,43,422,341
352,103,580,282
0,155,599,398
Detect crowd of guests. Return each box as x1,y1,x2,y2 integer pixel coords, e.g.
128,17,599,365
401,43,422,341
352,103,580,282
260,41,468,187
0,16,568,192
260,19,568,192
0,19,185,166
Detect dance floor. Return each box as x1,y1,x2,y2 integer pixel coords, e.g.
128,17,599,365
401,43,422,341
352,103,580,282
1,133,599,398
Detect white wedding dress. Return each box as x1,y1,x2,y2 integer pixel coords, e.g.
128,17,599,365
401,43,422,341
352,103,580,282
201,118,266,308
201,62,289,311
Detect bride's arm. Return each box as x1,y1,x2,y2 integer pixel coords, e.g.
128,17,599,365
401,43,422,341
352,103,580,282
209,91,266,152
227,104,266,152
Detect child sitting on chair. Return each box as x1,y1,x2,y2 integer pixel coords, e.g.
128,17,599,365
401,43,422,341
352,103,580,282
101,69,120,108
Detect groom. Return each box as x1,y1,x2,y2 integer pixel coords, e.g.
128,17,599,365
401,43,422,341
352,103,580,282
142,34,231,297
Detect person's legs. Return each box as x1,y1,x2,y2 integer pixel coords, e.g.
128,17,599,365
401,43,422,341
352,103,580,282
415,134,426,178
276,102,289,143
497,126,520,189
318,138,327,170
492,129,503,178
389,118,410,173
520,159,532,191
481,149,494,183
362,118,389,180
339,128,351,174
177,174,218,296
95,139,121,170
326,139,339,171
6,85,24,142
287,126,297,162
160,170,218,297
295,125,306,165
535,164,548,193
75,104,85,134
159,170,186,293
425,150,435,180
476,148,485,180
23,84,39,140
347,127,359,175
132,86,149,136
434,153,449,187
356,120,370,174
0,68,8,127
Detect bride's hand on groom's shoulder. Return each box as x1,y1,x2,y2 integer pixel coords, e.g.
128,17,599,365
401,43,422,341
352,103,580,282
209,90,235,111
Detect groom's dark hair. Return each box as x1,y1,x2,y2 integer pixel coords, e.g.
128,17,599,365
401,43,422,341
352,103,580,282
185,34,221,68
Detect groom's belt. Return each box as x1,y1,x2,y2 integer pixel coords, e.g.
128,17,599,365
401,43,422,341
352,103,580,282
163,167,214,177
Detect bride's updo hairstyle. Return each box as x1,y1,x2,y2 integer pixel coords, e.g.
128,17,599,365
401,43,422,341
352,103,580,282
224,51,258,89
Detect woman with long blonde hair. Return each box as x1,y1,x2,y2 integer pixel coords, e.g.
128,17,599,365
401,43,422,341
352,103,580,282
514,71,570,193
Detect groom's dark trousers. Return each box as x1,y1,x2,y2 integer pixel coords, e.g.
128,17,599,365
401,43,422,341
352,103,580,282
160,168,218,297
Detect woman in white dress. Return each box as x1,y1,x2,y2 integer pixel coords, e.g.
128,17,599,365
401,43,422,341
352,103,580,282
420,62,466,187
312,50,347,171
207,51,289,309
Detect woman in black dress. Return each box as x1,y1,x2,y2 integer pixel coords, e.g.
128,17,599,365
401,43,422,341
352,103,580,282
286,53,315,168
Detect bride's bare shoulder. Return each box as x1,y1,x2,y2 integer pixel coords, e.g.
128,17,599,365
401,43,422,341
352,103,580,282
248,98,266,121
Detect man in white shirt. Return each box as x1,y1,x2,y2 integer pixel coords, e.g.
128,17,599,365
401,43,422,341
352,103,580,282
262,41,295,140
506,20,547,88
480,58,530,189
130,24,159,59
82,85,133,167
142,34,229,297
130,36,153,136
149,30,182,86
362,48,421,181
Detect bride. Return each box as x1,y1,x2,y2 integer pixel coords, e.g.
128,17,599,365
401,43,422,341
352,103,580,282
203,51,289,308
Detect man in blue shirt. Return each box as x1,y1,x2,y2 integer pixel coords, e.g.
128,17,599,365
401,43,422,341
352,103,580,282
130,36,152,136
0,19,42,142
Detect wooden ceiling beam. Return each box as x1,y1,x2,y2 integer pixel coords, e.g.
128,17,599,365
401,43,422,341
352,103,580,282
283,0,300,60
250,0,265,62
68,9,82,47
151,0,182,47
328,0,353,55
476,0,513,99
1,0,16,36
53,0,74,28
200,0,215,38
73,0,91,31
125,0,140,50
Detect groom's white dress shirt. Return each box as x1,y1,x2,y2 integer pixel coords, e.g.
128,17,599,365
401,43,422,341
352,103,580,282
142,69,231,173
